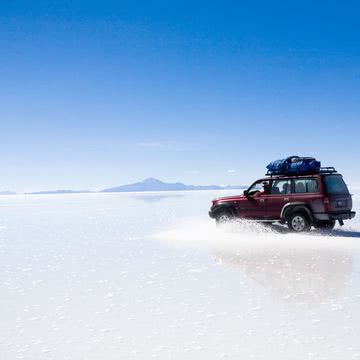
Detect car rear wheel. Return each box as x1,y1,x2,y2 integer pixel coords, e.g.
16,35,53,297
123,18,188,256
314,220,336,230
215,210,233,226
288,212,311,232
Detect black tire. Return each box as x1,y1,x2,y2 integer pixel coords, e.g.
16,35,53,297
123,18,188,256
287,212,311,232
215,210,234,226
314,220,336,230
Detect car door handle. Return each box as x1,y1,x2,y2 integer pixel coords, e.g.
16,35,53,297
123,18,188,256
259,199,266,202
284,197,289,201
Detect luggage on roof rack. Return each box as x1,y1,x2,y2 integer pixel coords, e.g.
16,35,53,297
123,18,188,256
266,156,321,176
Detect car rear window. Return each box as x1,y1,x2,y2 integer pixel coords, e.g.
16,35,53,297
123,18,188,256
323,175,349,194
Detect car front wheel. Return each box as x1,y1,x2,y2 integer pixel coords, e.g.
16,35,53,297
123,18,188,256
215,210,233,226
288,212,311,232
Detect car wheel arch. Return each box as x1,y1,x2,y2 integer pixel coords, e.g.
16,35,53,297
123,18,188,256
212,203,237,217
281,202,313,222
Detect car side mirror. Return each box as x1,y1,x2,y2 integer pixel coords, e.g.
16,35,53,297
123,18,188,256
243,190,249,196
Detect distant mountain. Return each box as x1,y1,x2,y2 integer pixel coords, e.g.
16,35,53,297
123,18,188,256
0,191,16,195
101,178,247,193
223,185,249,190
22,178,247,195
26,190,91,195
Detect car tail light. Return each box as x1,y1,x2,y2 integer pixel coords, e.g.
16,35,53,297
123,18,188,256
323,197,330,211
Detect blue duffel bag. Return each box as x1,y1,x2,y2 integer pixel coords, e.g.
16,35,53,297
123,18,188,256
266,156,321,175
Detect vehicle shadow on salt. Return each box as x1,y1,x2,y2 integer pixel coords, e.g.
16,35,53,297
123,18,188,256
329,229,360,238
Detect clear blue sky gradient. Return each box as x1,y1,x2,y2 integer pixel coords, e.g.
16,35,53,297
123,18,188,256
1,1,359,191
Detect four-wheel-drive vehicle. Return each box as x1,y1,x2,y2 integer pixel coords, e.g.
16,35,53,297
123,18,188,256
209,169,356,232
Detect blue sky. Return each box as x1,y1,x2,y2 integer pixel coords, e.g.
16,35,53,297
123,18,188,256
1,1,359,191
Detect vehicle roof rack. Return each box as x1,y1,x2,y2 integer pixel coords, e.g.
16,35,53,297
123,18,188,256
265,167,338,177
320,167,337,174
264,171,296,177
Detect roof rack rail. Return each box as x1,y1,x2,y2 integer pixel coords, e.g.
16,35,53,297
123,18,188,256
265,167,338,176
265,171,279,176
320,167,337,173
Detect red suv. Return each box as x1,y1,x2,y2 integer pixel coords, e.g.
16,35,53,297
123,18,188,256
209,170,356,232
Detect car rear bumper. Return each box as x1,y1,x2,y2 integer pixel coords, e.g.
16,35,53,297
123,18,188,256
313,211,356,221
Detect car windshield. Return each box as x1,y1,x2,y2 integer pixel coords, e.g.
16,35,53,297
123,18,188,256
247,181,263,193
323,175,349,194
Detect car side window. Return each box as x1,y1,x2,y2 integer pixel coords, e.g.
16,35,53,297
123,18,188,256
270,180,291,195
293,179,318,193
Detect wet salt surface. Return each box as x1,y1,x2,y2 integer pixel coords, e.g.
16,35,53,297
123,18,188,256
0,190,359,359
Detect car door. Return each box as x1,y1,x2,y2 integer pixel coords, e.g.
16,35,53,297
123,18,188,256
289,177,322,211
237,180,266,218
260,179,291,219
